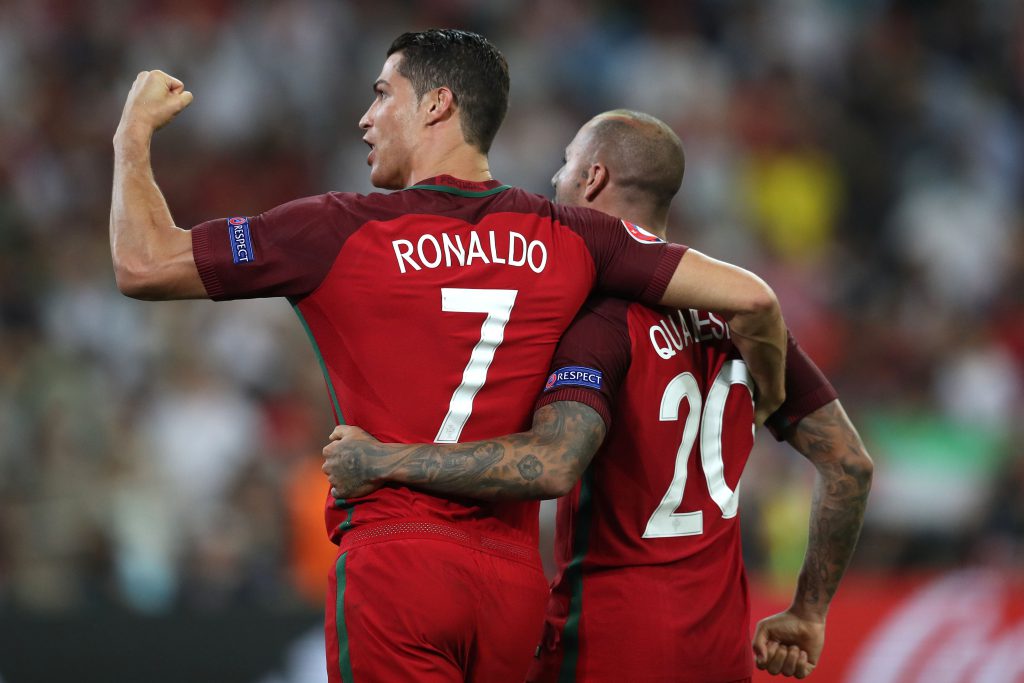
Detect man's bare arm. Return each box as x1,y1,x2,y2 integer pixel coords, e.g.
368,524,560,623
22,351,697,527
660,249,787,423
111,70,206,300
322,401,606,501
753,399,873,678
786,399,873,617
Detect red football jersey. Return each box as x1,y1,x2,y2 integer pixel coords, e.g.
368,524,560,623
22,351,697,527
531,296,837,683
190,176,685,557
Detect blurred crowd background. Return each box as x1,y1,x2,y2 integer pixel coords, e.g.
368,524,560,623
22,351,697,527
1,0,1022,624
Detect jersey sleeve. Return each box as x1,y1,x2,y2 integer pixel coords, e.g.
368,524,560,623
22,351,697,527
554,205,687,305
190,192,356,301
535,296,633,428
764,332,839,440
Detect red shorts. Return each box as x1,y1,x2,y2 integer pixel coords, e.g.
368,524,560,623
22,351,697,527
325,535,548,682
527,564,752,683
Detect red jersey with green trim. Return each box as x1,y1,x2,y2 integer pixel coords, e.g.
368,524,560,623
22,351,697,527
530,296,836,683
190,176,685,554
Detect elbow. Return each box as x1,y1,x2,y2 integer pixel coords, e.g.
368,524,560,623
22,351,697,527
525,404,604,499
526,460,581,499
537,455,590,498
744,279,780,318
112,258,159,300
112,259,146,299
541,473,578,499
727,275,780,324
842,447,874,494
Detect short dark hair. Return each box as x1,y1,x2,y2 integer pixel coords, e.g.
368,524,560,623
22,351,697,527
387,29,509,154
588,110,685,211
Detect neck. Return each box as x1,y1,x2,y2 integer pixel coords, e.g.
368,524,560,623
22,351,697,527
404,138,492,187
591,194,670,240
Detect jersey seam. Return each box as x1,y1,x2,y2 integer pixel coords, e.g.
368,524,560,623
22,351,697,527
404,184,512,197
291,303,345,425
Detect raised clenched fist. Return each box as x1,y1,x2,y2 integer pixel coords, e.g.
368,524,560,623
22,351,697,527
115,70,193,138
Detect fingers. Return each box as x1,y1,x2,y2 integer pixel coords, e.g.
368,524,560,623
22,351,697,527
121,69,193,132
759,640,786,675
328,425,371,442
752,625,769,662
759,642,811,677
134,69,181,91
767,643,789,675
781,645,801,677
323,468,342,495
324,427,350,453
140,69,183,88
794,650,815,679
162,72,185,90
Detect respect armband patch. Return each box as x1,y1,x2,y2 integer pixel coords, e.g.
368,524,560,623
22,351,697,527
544,366,603,392
227,217,255,264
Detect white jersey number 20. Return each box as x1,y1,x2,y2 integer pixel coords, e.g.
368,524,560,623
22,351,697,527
643,360,754,538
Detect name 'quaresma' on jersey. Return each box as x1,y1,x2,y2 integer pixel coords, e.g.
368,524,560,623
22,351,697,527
531,297,756,683
544,298,757,571
189,176,686,556
530,295,838,683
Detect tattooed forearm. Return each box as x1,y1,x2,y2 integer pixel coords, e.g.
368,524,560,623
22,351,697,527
517,455,543,481
382,401,606,501
395,441,505,486
787,400,873,618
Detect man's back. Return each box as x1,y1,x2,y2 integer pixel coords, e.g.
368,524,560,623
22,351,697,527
111,44,790,682
192,175,685,552
534,297,756,682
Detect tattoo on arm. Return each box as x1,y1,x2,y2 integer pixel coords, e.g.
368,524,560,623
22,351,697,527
517,455,543,481
787,400,873,616
380,401,606,500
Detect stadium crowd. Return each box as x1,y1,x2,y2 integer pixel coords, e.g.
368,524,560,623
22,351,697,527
1,0,1022,615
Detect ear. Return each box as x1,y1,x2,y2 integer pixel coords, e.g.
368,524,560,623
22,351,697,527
583,163,609,202
424,86,456,126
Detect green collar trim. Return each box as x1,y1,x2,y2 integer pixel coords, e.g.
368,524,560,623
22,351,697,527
406,183,512,197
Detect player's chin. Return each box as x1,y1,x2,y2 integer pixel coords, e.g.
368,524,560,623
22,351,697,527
372,179,405,190
369,166,404,191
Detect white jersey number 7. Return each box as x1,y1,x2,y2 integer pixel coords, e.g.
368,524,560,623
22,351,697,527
434,288,518,444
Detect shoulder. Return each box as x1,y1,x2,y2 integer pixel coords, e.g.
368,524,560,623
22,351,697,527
259,191,373,222
579,295,633,326
561,295,633,353
550,203,619,231
295,189,457,231
322,189,408,219
483,187,618,228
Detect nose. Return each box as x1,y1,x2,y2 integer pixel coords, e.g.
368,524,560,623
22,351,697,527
359,102,373,130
